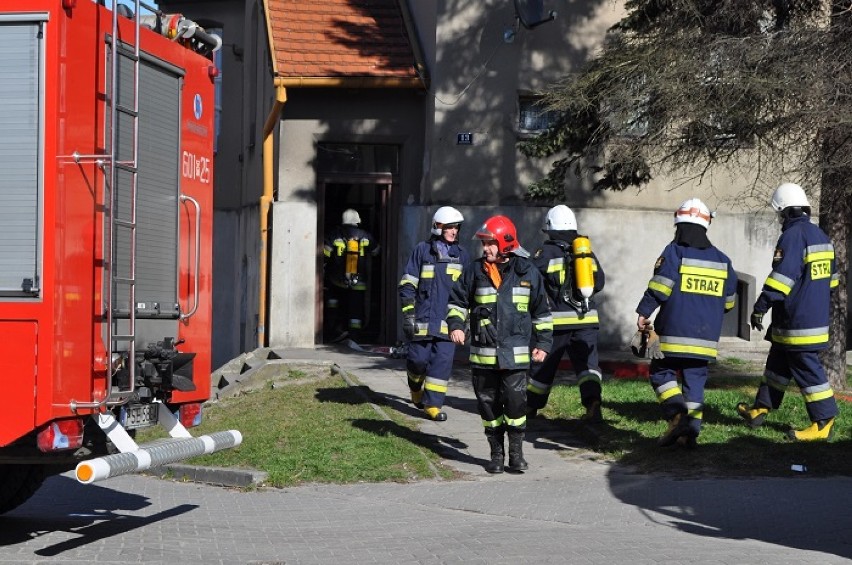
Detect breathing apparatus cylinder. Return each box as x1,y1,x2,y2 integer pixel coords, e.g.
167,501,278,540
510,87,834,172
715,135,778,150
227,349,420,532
572,236,594,311
345,239,360,285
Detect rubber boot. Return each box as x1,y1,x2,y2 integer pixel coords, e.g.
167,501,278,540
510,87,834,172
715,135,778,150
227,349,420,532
423,406,447,422
658,412,688,447
787,418,835,441
484,429,504,474
581,400,603,423
506,430,528,472
736,402,769,428
410,389,424,409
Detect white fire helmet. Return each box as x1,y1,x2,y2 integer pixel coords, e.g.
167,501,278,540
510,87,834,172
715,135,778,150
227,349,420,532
342,209,361,226
543,204,577,232
673,198,713,229
431,206,464,235
770,182,810,212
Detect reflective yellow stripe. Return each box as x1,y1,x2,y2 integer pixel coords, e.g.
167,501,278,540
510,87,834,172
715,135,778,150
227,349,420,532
680,265,728,278
425,381,448,394
765,276,792,295
771,333,829,346
805,251,834,263
482,416,504,428
658,386,682,402
803,388,834,403
471,353,497,365
649,281,672,296
447,306,467,320
505,415,527,427
660,343,718,357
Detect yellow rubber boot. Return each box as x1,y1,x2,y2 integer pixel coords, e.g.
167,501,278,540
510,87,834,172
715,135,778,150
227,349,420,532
736,403,769,428
410,389,424,409
788,418,835,441
658,413,687,447
424,406,447,422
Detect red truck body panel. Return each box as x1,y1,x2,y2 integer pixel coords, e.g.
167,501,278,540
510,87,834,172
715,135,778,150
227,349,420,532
0,1,215,447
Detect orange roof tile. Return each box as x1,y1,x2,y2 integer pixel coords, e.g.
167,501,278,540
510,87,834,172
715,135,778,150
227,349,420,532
267,0,420,82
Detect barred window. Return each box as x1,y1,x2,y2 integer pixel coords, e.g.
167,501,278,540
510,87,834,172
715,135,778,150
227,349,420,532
518,96,560,133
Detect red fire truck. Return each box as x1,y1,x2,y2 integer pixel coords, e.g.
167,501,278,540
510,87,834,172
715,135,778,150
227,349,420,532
0,0,240,514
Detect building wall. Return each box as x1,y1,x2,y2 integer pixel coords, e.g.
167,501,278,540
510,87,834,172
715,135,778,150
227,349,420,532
158,0,274,368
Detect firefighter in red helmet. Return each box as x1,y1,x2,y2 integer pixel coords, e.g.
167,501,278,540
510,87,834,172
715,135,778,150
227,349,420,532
447,215,553,473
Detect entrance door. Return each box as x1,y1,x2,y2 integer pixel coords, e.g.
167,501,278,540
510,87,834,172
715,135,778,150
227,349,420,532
318,176,393,345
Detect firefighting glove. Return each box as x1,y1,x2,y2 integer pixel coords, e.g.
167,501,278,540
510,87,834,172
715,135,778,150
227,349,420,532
750,311,764,332
402,314,416,341
473,306,498,346
630,326,664,360
629,330,647,359
645,328,664,360
478,319,498,346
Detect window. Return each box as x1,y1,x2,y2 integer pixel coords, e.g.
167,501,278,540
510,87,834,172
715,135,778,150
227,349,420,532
518,96,561,134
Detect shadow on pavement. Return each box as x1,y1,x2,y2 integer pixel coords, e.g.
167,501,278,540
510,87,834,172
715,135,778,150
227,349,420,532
1,475,197,556
608,464,852,561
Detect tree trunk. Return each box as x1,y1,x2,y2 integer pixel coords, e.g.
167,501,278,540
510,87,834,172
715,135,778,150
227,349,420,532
819,133,851,392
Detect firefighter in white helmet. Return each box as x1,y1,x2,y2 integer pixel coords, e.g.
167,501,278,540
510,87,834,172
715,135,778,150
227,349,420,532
323,208,380,342
636,198,738,448
736,183,839,440
398,206,471,421
528,205,607,422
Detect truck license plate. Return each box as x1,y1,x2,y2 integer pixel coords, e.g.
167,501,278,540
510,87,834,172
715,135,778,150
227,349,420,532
121,404,159,430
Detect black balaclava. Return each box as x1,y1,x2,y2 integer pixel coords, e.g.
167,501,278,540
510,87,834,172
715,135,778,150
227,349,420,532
545,229,579,244
674,223,712,249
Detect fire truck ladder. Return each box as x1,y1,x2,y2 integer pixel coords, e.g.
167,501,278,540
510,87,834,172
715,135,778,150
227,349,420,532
71,3,243,484
103,0,142,402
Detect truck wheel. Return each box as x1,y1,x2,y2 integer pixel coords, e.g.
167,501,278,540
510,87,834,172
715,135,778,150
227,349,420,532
0,465,46,514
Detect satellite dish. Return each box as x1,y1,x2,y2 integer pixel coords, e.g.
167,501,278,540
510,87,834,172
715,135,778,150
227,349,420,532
514,0,557,30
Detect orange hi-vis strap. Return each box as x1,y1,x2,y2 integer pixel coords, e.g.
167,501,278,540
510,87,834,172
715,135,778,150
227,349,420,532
484,261,502,289
675,207,711,224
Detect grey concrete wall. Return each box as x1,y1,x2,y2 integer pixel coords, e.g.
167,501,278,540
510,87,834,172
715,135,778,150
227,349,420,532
398,204,779,348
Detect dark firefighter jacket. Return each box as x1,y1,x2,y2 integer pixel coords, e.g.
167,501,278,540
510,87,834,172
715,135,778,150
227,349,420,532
447,255,553,370
399,238,471,340
322,225,379,290
532,233,605,332
636,242,737,361
753,216,838,350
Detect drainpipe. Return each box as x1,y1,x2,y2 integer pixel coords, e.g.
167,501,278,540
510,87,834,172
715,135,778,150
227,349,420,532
258,79,287,348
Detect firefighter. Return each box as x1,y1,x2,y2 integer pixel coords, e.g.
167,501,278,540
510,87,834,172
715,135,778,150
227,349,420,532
323,209,380,342
447,215,553,473
737,182,839,441
399,206,471,421
636,198,737,448
528,205,606,422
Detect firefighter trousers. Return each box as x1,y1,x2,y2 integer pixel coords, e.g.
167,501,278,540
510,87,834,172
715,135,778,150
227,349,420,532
649,357,708,436
472,368,527,431
754,345,838,423
325,285,367,339
406,339,455,409
527,328,602,411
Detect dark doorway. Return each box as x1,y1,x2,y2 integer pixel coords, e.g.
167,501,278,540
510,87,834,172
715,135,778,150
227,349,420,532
316,143,400,346
319,179,390,345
